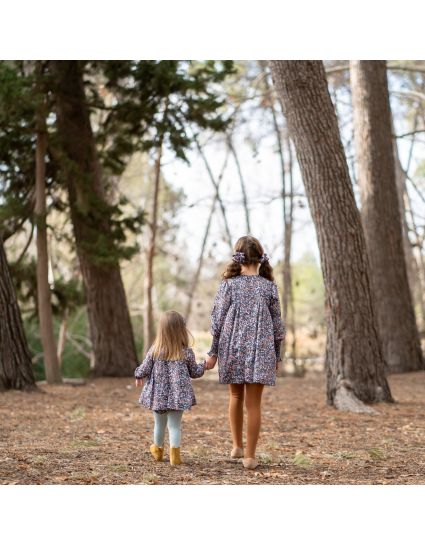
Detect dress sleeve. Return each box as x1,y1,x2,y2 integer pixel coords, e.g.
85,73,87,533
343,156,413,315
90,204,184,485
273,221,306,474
208,280,232,357
186,348,205,379
134,349,155,378
269,283,286,362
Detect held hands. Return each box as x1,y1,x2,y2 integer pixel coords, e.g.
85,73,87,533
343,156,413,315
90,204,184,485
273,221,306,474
135,378,144,387
205,355,217,370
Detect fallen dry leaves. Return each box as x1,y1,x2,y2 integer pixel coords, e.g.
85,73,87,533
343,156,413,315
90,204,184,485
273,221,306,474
0,371,424,485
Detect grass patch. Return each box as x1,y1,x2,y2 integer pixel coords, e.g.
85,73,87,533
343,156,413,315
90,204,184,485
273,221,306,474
69,407,86,421
337,451,357,460
110,464,129,472
258,453,273,464
70,439,99,448
369,447,385,460
292,452,312,468
139,472,158,484
191,446,209,458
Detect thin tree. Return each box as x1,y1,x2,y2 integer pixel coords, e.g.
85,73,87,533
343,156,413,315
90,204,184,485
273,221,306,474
260,62,297,370
393,135,424,325
227,133,251,233
350,60,423,373
50,61,137,377
143,141,164,354
34,62,62,384
270,60,393,412
184,150,230,322
195,137,233,251
0,238,36,390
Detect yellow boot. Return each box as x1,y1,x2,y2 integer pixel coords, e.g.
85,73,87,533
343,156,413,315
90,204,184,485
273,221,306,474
150,444,164,462
170,447,182,466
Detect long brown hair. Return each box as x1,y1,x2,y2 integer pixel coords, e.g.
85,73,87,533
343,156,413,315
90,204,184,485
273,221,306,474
151,310,194,361
222,235,274,281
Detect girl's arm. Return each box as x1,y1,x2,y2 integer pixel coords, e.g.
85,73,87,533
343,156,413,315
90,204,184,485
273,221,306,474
186,348,205,379
208,280,232,357
134,349,155,379
269,283,286,362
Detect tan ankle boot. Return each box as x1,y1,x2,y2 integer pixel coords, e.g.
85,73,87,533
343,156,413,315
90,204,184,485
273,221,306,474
170,447,182,466
150,444,164,462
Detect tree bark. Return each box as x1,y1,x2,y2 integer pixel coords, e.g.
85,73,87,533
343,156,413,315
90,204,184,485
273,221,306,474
350,60,423,373
50,61,137,377
34,67,62,384
270,60,393,412
0,239,36,390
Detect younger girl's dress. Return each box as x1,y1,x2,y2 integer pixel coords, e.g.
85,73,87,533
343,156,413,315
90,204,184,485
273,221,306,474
135,347,205,412
208,275,285,386
135,347,205,449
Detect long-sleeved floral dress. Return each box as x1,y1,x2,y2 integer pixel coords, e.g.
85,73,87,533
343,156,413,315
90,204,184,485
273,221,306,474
208,275,285,386
134,347,205,412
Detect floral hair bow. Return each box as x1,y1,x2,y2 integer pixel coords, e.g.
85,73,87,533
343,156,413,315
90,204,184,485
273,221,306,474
260,253,269,264
232,252,246,264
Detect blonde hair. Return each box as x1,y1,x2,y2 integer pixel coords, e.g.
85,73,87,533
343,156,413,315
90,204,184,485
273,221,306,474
151,310,194,361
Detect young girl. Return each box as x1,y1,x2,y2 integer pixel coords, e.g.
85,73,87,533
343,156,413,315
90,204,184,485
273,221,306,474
135,310,205,466
205,235,285,470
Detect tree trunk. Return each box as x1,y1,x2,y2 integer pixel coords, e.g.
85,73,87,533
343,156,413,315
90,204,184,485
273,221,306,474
184,150,229,323
350,60,423,373
270,60,393,412
34,69,62,384
143,143,163,355
57,311,68,366
195,138,233,250
0,239,36,390
227,134,251,234
50,60,137,377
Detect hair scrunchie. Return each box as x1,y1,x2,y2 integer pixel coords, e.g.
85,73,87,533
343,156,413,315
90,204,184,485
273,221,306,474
260,253,269,264
232,252,246,264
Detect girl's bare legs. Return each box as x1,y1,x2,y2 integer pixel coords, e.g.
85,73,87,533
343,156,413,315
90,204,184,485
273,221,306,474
229,384,245,450
245,383,264,459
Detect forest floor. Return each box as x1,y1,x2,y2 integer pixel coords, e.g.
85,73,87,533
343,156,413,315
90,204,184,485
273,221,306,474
1,370,424,485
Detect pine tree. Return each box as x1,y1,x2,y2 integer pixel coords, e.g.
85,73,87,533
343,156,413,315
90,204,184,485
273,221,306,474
350,60,423,373
270,60,393,412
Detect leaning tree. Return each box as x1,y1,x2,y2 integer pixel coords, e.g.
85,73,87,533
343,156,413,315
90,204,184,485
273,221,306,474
350,60,423,373
49,61,138,377
0,238,36,390
270,60,393,412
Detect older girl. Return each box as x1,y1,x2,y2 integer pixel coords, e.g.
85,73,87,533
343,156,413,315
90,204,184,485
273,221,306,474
205,236,285,469
135,310,205,466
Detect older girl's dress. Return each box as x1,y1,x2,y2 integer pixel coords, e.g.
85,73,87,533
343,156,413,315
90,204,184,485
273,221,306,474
208,275,285,386
134,347,205,412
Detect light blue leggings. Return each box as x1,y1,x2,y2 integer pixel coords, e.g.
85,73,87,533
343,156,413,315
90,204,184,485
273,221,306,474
153,410,184,448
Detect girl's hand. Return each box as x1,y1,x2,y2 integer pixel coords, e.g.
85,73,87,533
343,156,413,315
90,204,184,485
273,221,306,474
135,378,144,387
205,356,217,370
276,360,281,372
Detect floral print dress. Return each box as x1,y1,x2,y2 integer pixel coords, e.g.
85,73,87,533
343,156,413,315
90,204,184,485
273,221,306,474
134,347,205,412
208,275,285,386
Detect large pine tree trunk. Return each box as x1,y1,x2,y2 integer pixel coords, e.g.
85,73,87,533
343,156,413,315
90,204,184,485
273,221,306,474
50,61,137,377
350,60,423,373
35,69,62,384
0,239,36,390
270,60,393,412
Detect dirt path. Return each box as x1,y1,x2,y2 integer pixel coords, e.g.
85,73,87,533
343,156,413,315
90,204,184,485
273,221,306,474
1,371,424,484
